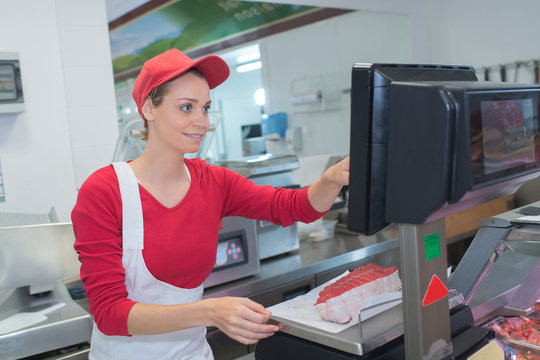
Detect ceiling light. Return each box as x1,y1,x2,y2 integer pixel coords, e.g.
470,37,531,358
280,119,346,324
236,61,262,73
237,52,260,64
254,88,265,106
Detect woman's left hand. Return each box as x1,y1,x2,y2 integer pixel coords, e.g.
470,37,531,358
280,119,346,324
323,156,349,187
307,156,349,213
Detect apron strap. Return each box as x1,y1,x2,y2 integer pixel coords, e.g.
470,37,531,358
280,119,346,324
112,162,144,250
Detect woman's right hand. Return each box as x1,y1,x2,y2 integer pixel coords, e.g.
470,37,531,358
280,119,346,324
203,297,279,345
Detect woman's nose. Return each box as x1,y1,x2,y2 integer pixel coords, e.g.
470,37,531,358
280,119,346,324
193,111,210,130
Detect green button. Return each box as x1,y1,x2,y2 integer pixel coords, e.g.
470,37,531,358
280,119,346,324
424,232,441,261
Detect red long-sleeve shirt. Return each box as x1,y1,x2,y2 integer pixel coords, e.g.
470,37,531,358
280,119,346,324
71,158,323,336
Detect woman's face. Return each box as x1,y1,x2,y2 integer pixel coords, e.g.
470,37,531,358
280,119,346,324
144,72,211,154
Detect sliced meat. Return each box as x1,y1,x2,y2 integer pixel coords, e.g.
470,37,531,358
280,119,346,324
486,316,540,346
315,263,401,324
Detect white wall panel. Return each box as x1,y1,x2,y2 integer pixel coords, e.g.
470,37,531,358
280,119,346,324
0,0,117,222
57,0,118,191
0,0,74,220
260,11,412,157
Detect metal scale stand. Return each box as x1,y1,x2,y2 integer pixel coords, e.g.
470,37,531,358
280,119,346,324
399,219,452,360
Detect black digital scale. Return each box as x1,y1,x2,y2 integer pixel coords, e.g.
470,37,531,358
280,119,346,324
255,63,540,359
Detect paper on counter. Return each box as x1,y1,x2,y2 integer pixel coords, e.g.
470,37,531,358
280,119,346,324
268,272,402,334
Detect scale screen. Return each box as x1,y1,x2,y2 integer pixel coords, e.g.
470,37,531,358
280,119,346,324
213,231,247,271
470,91,540,184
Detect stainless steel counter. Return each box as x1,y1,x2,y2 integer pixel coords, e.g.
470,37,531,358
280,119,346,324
203,229,399,299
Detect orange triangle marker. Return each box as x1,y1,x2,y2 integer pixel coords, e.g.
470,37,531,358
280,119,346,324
422,274,448,307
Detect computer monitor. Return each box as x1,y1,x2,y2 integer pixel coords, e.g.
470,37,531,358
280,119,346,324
347,63,540,235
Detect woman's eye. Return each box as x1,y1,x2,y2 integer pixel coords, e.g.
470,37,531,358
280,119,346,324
203,105,211,113
180,104,192,112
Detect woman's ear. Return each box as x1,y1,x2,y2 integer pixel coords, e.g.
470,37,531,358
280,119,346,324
141,98,155,122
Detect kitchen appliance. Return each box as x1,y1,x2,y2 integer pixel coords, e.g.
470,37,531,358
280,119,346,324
242,136,266,156
254,63,540,359
203,216,260,288
242,123,266,156
0,222,92,359
214,154,301,260
0,51,24,113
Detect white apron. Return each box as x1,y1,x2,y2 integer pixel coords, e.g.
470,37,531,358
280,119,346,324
89,161,214,360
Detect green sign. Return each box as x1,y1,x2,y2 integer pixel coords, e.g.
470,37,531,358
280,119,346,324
424,232,441,261
110,0,317,77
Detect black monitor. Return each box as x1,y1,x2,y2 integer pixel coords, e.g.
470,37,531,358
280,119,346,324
348,63,540,235
241,123,262,139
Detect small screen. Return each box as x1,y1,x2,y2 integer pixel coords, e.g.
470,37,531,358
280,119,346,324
0,64,17,101
214,236,246,270
241,124,262,139
471,92,540,184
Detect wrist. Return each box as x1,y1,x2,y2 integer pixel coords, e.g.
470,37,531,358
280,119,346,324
199,298,216,327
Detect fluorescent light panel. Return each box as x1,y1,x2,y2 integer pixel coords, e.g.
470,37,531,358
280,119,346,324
237,51,260,63
236,61,262,73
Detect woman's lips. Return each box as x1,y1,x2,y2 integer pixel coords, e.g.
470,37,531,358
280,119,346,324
183,132,205,143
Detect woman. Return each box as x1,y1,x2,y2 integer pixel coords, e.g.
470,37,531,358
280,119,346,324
72,48,349,360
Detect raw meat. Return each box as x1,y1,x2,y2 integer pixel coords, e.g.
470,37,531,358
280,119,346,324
485,316,540,347
315,263,401,324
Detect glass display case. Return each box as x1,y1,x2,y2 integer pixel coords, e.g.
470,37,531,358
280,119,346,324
449,203,540,358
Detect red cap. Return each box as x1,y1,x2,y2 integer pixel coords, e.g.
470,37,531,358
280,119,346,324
132,49,230,120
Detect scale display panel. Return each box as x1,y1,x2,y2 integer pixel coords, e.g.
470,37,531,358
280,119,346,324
212,229,248,272
471,92,540,184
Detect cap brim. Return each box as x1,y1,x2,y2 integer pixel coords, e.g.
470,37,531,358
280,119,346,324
192,55,230,89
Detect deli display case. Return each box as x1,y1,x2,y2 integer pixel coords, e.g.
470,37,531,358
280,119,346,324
450,204,540,358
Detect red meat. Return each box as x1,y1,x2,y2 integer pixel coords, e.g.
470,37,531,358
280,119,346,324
315,263,401,323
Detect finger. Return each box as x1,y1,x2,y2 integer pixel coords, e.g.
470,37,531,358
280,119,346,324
241,309,274,326
342,173,350,185
239,300,273,324
240,298,268,314
340,156,350,171
232,333,270,345
234,319,279,334
229,326,276,343
230,334,258,345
